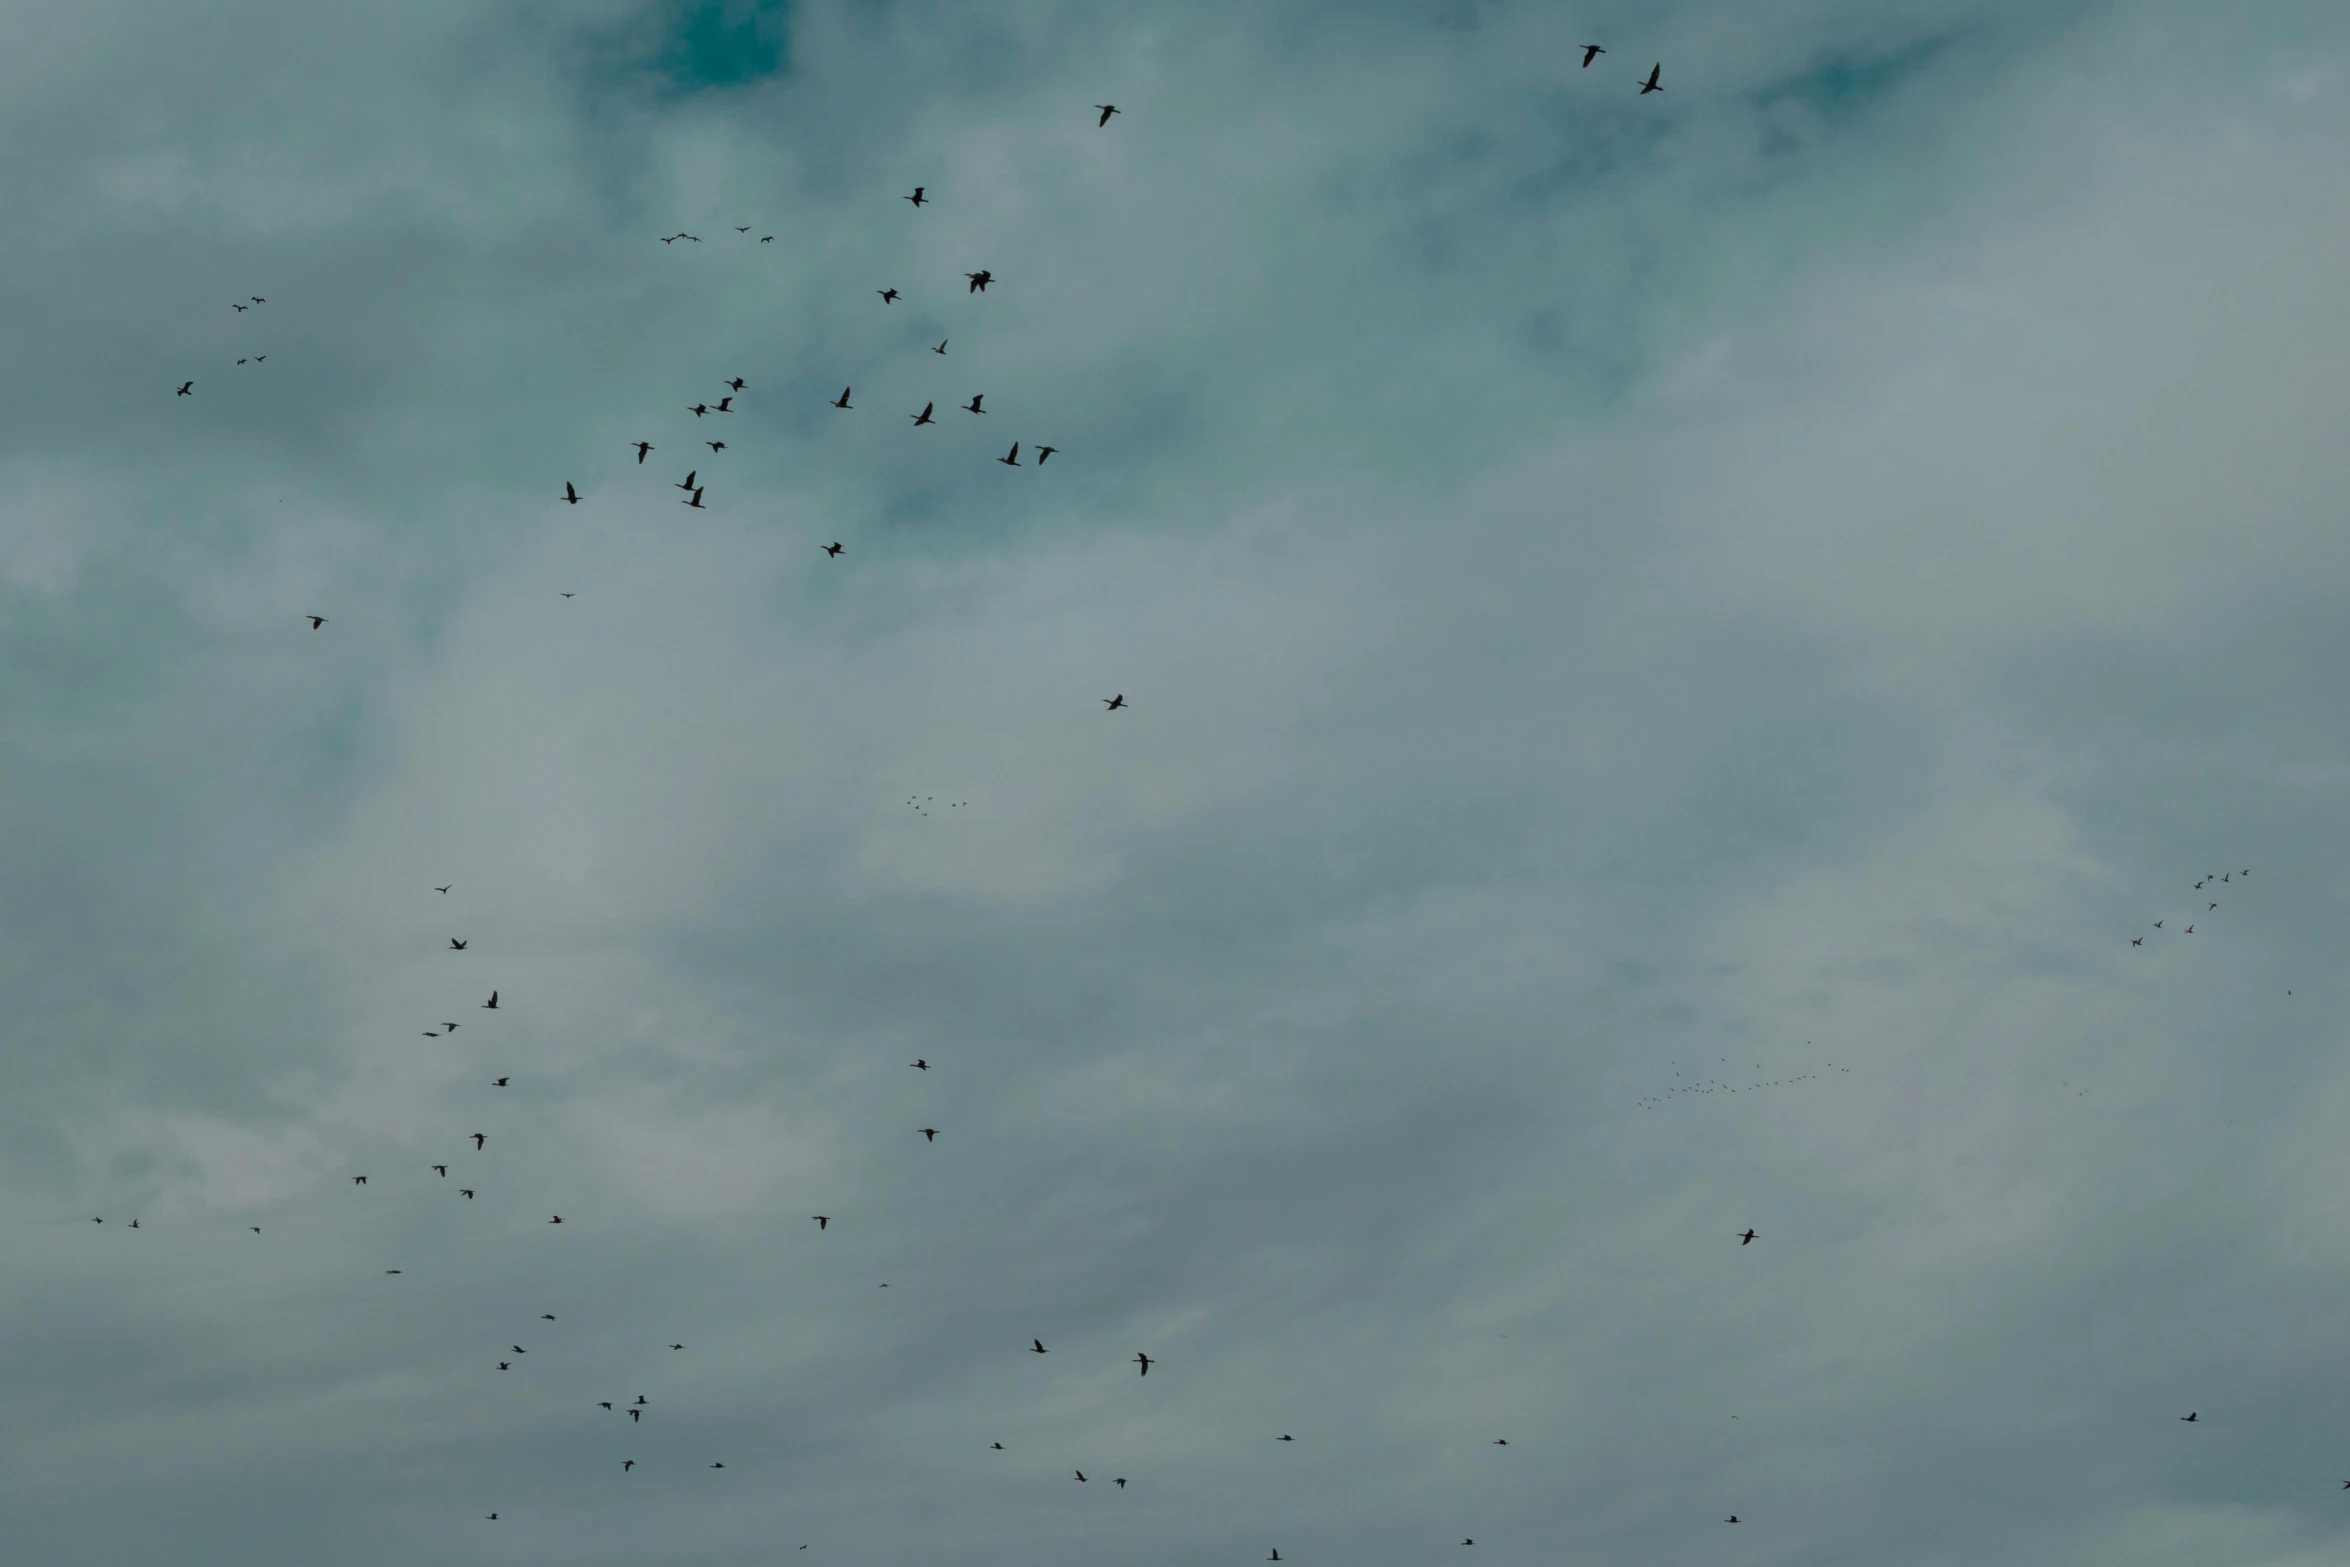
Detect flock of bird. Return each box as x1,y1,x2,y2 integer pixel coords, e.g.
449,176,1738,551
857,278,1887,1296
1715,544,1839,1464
127,42,2317,1552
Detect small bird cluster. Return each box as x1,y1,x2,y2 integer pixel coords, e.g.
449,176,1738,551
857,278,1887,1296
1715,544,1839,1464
2128,869,2250,946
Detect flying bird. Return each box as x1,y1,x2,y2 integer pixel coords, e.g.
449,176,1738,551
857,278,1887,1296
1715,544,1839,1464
706,441,725,452
432,1165,447,1176
761,235,773,242
1492,1439,1509,1446
1075,1470,1088,1483
471,1133,486,1148
1725,1516,1740,1524
1033,1339,1048,1354
965,270,993,293
1277,1435,1293,1441
934,339,948,355
1103,694,1127,710
920,1127,938,1141
252,297,265,303
912,402,935,426
736,226,751,233
905,187,927,207
549,1215,563,1224
623,1460,634,1472
1639,63,1663,93
822,543,843,557
1135,1352,1153,1376
542,1315,555,1320
1580,44,1605,66
1035,446,1058,464
1116,1478,1127,1489
1097,105,1121,126
676,470,698,491
176,382,193,396
997,442,1021,466
711,1462,725,1469
963,394,985,414
878,288,900,304
511,1346,526,1354
2132,937,2143,946
435,885,452,893
713,396,733,412
813,1216,829,1229
561,482,582,505
911,1059,929,1070
2209,903,2218,910
632,442,653,462
306,615,327,629
483,991,499,1009
450,939,467,950
2181,1412,2197,1422
2185,926,2194,934
992,1442,1005,1450
1737,1229,1757,1245
683,488,706,509
688,404,708,417
629,1408,641,1422
498,1362,510,1370
233,303,247,311
354,1176,368,1186
726,378,746,391
832,387,853,409
460,1189,475,1198
601,1402,613,1410
493,1078,509,1087
671,1344,684,1350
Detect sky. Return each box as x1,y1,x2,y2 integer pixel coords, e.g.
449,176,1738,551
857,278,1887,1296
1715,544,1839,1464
3,0,2349,1561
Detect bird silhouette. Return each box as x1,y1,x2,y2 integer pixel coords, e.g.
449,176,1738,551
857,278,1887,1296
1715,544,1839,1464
623,1460,634,1472
600,1402,613,1410
498,1362,510,1370
905,188,926,206
1492,1439,1509,1446
1640,63,1663,93
1103,694,1127,710
630,1408,641,1422
306,615,327,629
1075,1470,1087,1482
711,1462,725,1469
1035,446,1058,464
1725,1516,1739,1524
1737,1229,1757,1245
561,482,581,505
934,339,948,355
726,378,746,391
991,1442,1005,1450
633,442,653,463
878,288,900,304
1580,45,1605,66
2181,1412,2198,1422
1116,1478,1127,1489
963,394,984,414
706,441,725,452
911,1059,929,1070
688,404,708,417
1033,1339,1048,1354
761,235,773,242
1135,1352,1153,1376
435,885,452,893
1097,105,1121,126
1277,1434,1293,1441
998,442,1021,466
432,1165,447,1176
813,1216,829,1229
354,1176,368,1186
911,402,935,426
460,1189,475,1198
683,489,706,509
713,397,733,412
2132,937,2143,946
450,939,467,950
676,470,698,492
920,1127,939,1141
493,1078,509,1087
832,387,853,409
176,382,193,396
965,270,993,293
549,1215,563,1224
483,992,499,1009
823,543,843,557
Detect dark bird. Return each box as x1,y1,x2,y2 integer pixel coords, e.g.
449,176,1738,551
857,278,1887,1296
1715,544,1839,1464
450,939,467,950
483,992,499,1009
471,1133,486,1149
711,1462,726,1469
726,378,746,391
498,1362,511,1370
636,1397,648,1405
965,270,993,293
706,441,725,452
1135,1352,1153,1376
2181,1412,2197,1422
683,488,706,509
1492,1439,1509,1446
832,387,853,409
432,1165,447,1176
714,396,733,412
1463,1541,1473,1547
252,297,265,303
549,1215,563,1224
236,358,246,365
813,1216,829,1229
512,1346,526,1354
633,441,653,462
992,1442,1005,1450
130,1220,139,1229
1580,45,1605,66
493,1077,509,1087
600,1402,613,1410
354,1176,368,1185
912,402,935,426
1033,1339,1048,1354
1725,1516,1739,1524
661,235,679,244
761,235,773,242
2154,920,2163,928
2132,937,2143,946
2209,903,2218,910
905,188,927,207
671,1344,685,1351
1097,105,1121,126
306,615,327,629
1035,446,1057,464
2185,926,2194,934
1103,694,1127,710
1075,1471,1088,1483
176,382,193,396
623,1460,634,1472
878,288,901,304
561,482,582,505
542,1314,555,1320
460,1189,475,1198
1269,1552,1280,1562
435,885,452,893
1738,1229,1757,1245
1277,1435,1293,1441
822,543,843,557
630,1408,641,1422
233,303,247,311
688,404,708,417
676,470,698,491
934,339,948,355
920,1127,939,1141
963,394,985,414
998,442,1021,466
486,1514,498,1521
1116,1478,1127,1489
911,1059,929,1070
1639,63,1662,93
736,226,751,233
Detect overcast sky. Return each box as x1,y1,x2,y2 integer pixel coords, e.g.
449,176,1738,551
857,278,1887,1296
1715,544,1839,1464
5,0,2350,1562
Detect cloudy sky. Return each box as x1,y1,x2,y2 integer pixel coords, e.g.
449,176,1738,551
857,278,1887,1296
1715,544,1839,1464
5,0,2350,1561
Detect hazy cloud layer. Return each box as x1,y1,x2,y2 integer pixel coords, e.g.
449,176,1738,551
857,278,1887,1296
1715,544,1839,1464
4,2,2350,1563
